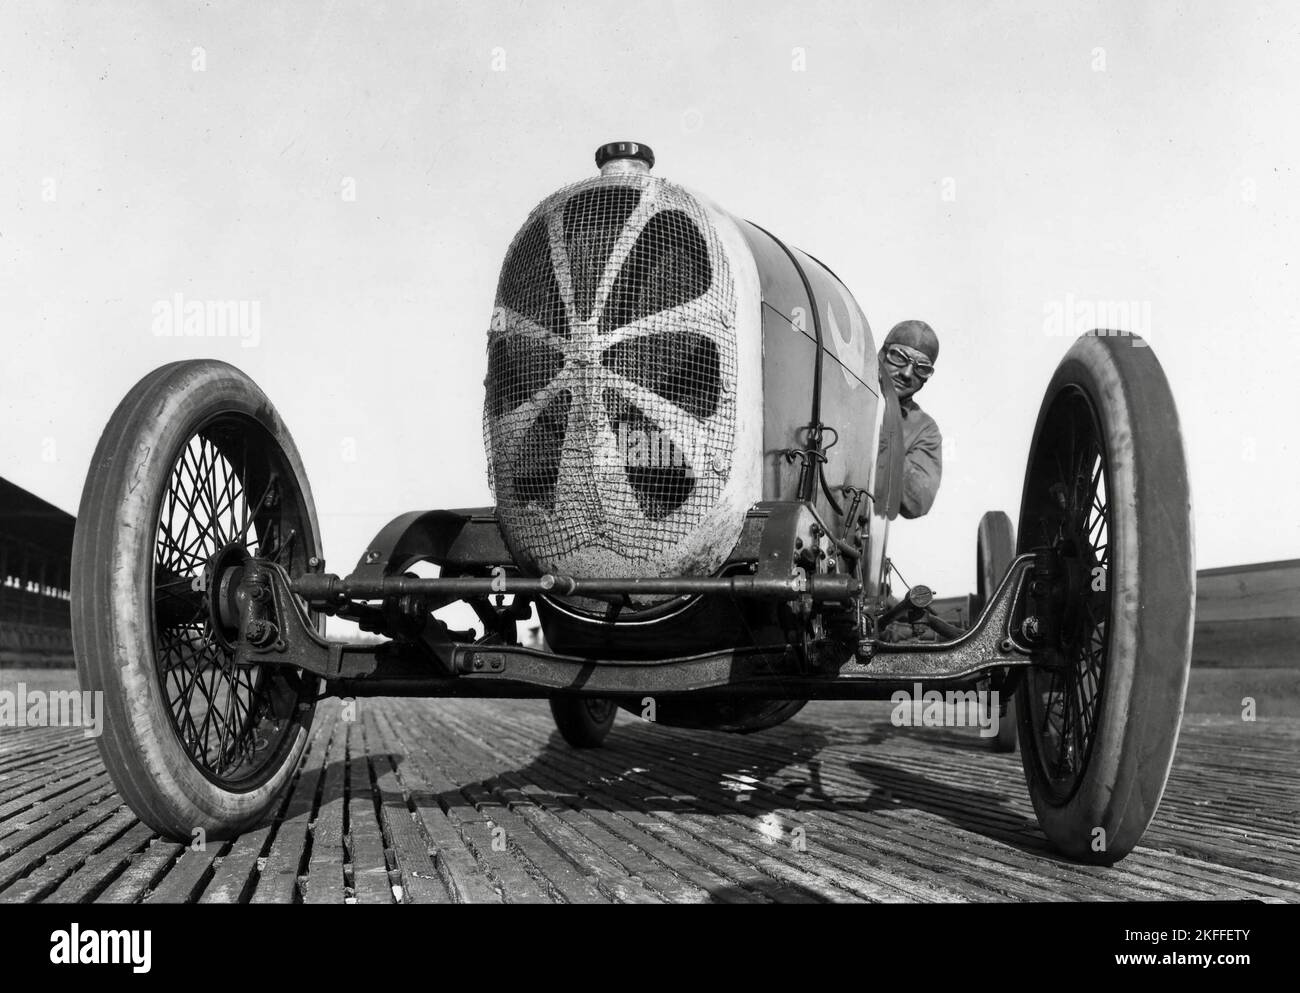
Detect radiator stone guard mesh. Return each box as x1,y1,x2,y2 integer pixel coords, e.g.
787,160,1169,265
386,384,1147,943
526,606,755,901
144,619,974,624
483,172,738,584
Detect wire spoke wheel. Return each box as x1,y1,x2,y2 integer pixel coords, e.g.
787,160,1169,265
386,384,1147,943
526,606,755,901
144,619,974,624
1022,390,1110,797
72,361,322,839
1014,333,1193,864
151,420,315,787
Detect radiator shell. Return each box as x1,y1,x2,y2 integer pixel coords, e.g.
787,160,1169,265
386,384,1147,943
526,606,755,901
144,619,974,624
483,168,886,615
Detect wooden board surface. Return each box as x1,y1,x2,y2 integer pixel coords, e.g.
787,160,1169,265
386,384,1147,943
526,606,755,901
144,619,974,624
1,690,1296,904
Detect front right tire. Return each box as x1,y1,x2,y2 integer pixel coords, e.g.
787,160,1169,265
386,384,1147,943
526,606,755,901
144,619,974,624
1015,333,1194,864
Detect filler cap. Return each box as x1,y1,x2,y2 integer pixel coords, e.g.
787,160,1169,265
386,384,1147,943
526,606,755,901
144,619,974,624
595,140,655,172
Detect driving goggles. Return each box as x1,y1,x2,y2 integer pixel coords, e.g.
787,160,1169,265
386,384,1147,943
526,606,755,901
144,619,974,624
884,344,935,380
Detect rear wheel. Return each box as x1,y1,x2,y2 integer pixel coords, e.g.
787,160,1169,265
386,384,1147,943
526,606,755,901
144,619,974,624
550,697,617,748
1016,334,1193,864
71,361,322,840
976,511,1019,753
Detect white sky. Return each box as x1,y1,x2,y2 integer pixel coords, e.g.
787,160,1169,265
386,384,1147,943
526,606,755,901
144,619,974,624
2,0,1298,601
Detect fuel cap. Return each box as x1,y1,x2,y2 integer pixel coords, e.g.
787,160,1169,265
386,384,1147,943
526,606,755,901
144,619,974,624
595,141,655,171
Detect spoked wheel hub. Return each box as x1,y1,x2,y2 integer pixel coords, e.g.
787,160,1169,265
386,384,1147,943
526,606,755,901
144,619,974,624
1023,388,1111,803
206,542,252,649
150,417,316,789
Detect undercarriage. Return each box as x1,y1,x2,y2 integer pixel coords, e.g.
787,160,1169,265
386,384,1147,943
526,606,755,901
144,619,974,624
210,501,1052,703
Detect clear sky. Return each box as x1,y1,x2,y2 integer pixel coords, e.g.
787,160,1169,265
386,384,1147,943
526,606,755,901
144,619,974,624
2,0,1298,601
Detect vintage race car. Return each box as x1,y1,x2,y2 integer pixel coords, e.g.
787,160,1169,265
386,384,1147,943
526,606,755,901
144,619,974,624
70,141,1194,864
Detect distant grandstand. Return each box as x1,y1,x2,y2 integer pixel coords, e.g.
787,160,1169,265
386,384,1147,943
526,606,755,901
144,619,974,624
0,477,74,666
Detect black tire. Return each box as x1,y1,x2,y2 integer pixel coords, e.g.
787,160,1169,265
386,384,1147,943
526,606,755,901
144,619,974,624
976,511,1019,753
1015,334,1194,864
550,697,617,748
71,361,322,840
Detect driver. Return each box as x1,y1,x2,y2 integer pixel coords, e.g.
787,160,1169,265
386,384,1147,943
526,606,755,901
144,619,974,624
880,320,942,519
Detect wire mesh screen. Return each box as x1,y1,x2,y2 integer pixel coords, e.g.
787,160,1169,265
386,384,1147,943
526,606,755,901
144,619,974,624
483,171,738,578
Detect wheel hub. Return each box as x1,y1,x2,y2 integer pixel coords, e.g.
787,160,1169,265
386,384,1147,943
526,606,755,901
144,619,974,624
206,542,252,649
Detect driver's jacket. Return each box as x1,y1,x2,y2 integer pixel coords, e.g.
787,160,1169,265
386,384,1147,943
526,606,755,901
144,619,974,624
898,397,942,518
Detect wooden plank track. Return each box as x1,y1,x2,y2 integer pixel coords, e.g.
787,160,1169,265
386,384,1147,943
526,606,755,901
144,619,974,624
1,686,1297,903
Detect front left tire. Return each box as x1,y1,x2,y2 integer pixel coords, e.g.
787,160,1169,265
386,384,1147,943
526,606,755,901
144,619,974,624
72,361,322,840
